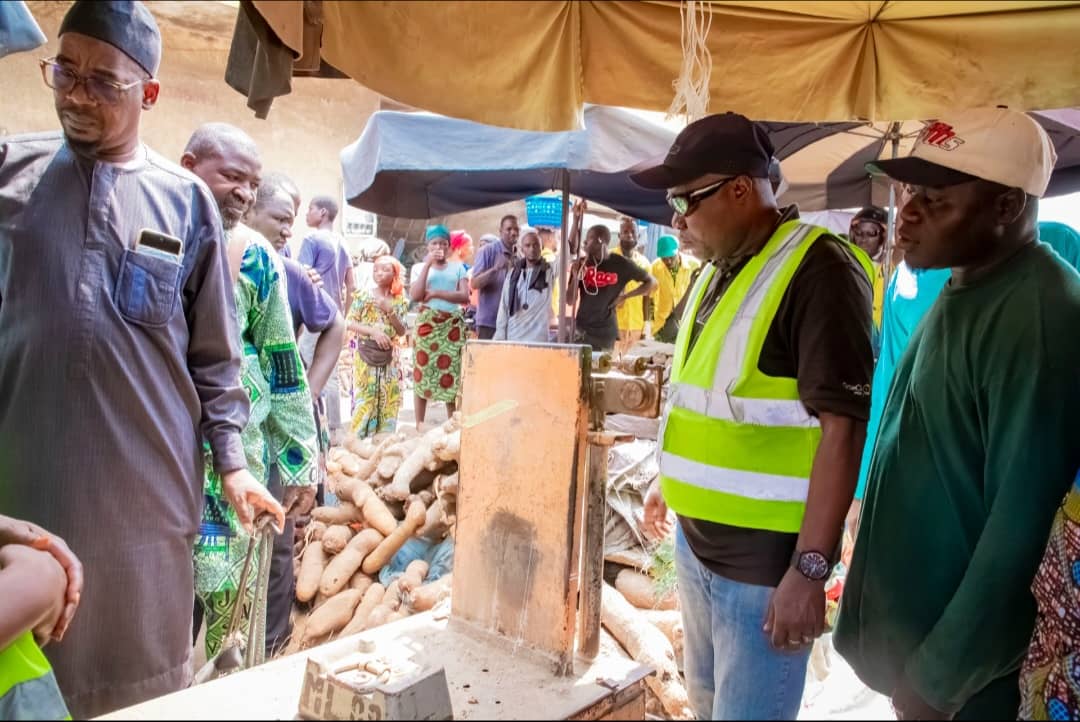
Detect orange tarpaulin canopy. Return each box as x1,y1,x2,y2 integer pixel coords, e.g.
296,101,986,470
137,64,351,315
254,1,1080,131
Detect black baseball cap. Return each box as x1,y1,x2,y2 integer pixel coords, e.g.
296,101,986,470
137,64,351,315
631,112,775,189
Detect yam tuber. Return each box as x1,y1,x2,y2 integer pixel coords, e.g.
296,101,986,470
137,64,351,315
325,459,342,475
320,528,385,596
336,475,374,509
361,502,427,575
361,494,398,537
376,454,403,481
409,575,452,612
364,605,394,630
383,423,458,501
380,441,415,460
640,609,685,670
397,560,430,595
307,521,328,542
409,490,436,508
385,611,408,624
333,451,362,477
340,583,385,636
615,568,678,611
345,436,375,458
417,498,450,540
639,609,684,646
601,584,691,719
348,572,375,594
353,436,399,480
408,467,441,494
311,503,362,525
436,472,459,499
321,525,354,555
382,498,405,520
432,429,460,462
302,588,364,643
287,612,311,654
296,538,328,603
382,579,403,611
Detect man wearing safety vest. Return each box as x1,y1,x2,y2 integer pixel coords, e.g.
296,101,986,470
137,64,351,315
1,514,82,720
634,113,873,720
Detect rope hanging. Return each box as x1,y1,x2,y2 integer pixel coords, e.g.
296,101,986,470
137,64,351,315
667,0,714,123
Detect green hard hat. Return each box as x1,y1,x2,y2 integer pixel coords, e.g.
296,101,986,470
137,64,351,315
657,235,679,258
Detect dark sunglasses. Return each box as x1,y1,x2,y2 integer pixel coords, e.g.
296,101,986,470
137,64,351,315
667,177,736,216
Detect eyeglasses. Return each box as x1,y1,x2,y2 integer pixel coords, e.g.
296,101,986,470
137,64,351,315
39,58,144,105
667,177,737,216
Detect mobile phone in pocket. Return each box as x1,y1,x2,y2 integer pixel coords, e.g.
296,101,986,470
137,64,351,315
135,228,184,260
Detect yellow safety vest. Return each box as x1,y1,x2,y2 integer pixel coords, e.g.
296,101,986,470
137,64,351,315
0,632,69,720
845,242,883,329
659,221,827,533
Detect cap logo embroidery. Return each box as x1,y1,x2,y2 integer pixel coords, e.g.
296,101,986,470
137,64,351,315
917,121,965,151
667,144,681,158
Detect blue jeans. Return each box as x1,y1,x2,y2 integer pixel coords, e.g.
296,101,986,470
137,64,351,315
676,526,810,720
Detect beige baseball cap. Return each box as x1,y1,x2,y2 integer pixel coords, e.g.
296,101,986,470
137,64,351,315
868,107,1057,197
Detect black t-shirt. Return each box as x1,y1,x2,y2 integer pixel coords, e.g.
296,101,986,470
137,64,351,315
679,210,874,588
574,254,651,346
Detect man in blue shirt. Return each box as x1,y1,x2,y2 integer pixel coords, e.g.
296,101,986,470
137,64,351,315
301,195,354,312
469,215,520,339
299,195,353,436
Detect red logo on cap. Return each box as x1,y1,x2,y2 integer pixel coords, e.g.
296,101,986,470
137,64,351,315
918,121,965,151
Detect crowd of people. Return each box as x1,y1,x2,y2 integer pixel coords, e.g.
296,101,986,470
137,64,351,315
3,2,1080,722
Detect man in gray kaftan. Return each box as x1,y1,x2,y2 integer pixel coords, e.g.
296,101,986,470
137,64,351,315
0,1,281,716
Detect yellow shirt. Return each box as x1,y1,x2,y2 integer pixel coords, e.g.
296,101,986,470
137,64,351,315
613,248,651,332
650,254,701,334
871,261,885,330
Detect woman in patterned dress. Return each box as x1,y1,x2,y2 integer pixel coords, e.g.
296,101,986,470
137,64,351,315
347,256,408,437
410,225,470,426
1021,474,1080,720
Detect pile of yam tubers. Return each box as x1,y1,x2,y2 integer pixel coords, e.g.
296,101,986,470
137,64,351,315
601,568,691,719
288,415,460,652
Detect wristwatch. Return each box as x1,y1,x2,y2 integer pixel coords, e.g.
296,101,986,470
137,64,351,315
791,549,832,581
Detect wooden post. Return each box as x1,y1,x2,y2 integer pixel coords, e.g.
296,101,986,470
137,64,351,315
578,429,610,659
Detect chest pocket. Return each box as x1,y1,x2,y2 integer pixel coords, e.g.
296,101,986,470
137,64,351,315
114,249,182,327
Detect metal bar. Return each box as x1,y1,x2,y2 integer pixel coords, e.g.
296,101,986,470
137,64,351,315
558,171,571,343
883,122,901,281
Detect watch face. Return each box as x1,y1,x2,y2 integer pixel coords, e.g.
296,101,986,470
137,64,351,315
798,551,831,581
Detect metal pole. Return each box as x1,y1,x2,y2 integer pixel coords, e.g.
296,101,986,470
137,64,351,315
557,170,571,343
883,122,901,281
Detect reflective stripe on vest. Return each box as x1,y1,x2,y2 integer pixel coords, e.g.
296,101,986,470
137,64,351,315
0,632,70,720
659,221,826,533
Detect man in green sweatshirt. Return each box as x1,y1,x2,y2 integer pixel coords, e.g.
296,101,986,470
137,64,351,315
835,107,1080,719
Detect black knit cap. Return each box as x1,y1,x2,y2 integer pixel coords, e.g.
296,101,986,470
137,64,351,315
631,112,775,189
59,0,161,77
852,206,888,226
